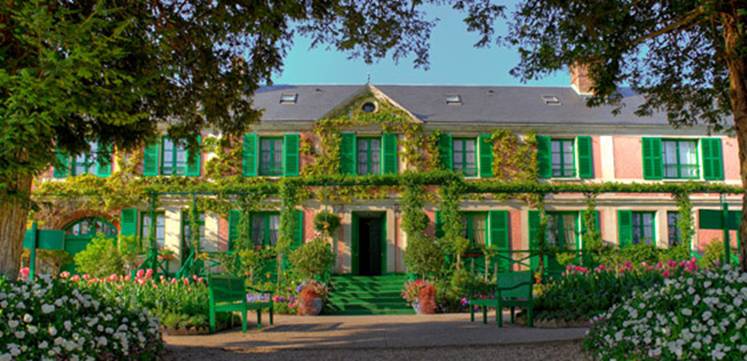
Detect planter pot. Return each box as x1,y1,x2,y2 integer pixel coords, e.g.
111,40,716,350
412,301,422,314
298,296,323,316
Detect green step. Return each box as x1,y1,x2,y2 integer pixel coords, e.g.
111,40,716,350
325,274,411,315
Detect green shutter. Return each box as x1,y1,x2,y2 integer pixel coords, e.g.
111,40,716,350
340,133,356,175
381,133,398,175
95,143,113,177
434,211,443,238
642,137,663,180
185,136,201,177
536,135,552,178
617,210,633,248
53,148,69,178
528,210,540,270
701,138,724,180
489,210,510,272
143,140,160,177
228,210,241,251
438,133,453,171
576,136,593,179
293,209,304,249
242,133,258,177
478,133,493,178
120,208,138,237
283,133,300,176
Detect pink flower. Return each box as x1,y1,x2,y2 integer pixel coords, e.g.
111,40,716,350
136,269,145,279
145,269,154,278
136,278,146,285
19,267,30,279
82,274,90,280
197,277,204,284
70,275,80,282
183,278,189,286
59,271,71,279
107,274,118,282
170,278,177,284
662,269,671,278
667,260,678,268
594,264,606,273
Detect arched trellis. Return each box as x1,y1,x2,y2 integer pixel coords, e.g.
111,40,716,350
127,173,743,278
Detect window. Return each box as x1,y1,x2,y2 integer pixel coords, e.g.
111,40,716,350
541,95,561,106
161,138,187,175
452,138,477,177
259,137,283,176
361,102,376,113
632,212,656,245
545,212,579,249
662,140,698,179
251,213,280,247
445,94,462,105
71,141,100,176
182,212,205,247
551,139,575,178
279,93,298,104
667,211,681,247
64,218,117,237
461,212,487,246
357,137,381,175
141,212,165,249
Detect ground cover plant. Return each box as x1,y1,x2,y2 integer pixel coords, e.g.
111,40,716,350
0,273,162,360
584,265,747,360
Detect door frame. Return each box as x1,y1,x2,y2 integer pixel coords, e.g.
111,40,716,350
351,212,387,275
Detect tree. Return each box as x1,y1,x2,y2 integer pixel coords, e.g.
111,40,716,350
0,1,503,278
504,1,747,271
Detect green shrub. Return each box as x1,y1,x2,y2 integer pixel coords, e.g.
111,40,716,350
584,265,747,360
534,266,665,321
289,237,335,281
699,240,726,269
74,233,124,277
404,234,443,277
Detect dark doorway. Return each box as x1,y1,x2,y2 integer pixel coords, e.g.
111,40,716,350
352,213,385,276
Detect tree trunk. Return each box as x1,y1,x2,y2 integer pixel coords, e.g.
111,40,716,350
723,13,747,272
0,174,33,279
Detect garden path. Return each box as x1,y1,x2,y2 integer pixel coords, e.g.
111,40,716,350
164,313,589,360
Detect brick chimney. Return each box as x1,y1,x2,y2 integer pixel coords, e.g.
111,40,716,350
570,63,594,95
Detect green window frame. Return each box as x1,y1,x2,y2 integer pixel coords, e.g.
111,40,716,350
181,211,205,246
140,212,165,249
461,212,488,247
551,138,576,178
632,211,656,245
661,139,699,179
250,212,280,247
356,137,381,175
259,137,283,176
161,137,188,176
71,141,100,176
452,138,477,177
545,211,580,249
64,217,117,237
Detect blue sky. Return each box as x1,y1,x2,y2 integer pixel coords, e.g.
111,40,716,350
273,2,568,87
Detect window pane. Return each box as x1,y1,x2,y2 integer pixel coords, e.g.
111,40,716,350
273,139,282,172
162,139,174,174
562,214,577,249
453,140,463,170
662,141,679,178
545,215,560,247
472,214,486,245
562,141,574,177
252,216,264,246
269,215,280,245
370,139,380,174
679,141,698,178
667,211,681,246
357,140,369,174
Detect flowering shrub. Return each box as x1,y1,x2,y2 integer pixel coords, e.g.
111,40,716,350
584,265,747,360
0,275,162,360
401,279,429,304
534,259,698,322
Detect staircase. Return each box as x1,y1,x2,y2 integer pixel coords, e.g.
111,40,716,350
324,274,414,315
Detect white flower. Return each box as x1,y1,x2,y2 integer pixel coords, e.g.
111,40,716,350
48,326,57,336
27,325,38,334
14,331,25,339
41,304,55,314
22,313,32,323
0,354,11,361
8,320,18,329
681,308,692,316
39,341,48,349
64,320,72,331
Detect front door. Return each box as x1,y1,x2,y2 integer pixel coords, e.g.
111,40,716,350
352,213,386,275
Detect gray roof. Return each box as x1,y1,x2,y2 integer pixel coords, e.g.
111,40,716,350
253,84,670,126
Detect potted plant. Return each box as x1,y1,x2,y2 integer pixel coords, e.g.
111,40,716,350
296,280,328,316
402,279,436,314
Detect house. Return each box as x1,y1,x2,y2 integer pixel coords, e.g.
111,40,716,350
37,67,742,277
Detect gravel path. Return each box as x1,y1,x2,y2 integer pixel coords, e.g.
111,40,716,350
164,341,588,361
163,313,591,361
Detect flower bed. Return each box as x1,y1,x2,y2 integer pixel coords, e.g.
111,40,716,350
584,265,747,360
533,260,697,322
67,270,234,334
0,275,162,360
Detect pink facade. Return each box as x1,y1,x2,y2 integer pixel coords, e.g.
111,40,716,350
613,136,643,179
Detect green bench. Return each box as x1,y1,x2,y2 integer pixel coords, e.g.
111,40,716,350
208,274,274,333
469,271,534,327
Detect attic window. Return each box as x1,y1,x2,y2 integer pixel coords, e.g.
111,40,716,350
445,94,462,105
361,101,377,113
542,95,561,106
279,93,298,104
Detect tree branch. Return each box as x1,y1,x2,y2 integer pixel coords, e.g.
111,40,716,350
630,6,706,47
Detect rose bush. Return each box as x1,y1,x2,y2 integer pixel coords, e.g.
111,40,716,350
584,265,747,360
0,274,162,360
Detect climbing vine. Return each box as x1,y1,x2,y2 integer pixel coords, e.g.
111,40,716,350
490,129,538,182
439,180,468,270
674,191,694,249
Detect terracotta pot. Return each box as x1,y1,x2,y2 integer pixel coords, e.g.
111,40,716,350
298,296,323,316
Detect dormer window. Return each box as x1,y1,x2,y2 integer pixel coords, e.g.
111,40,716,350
279,93,298,104
361,101,377,113
445,94,462,105
542,95,561,106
